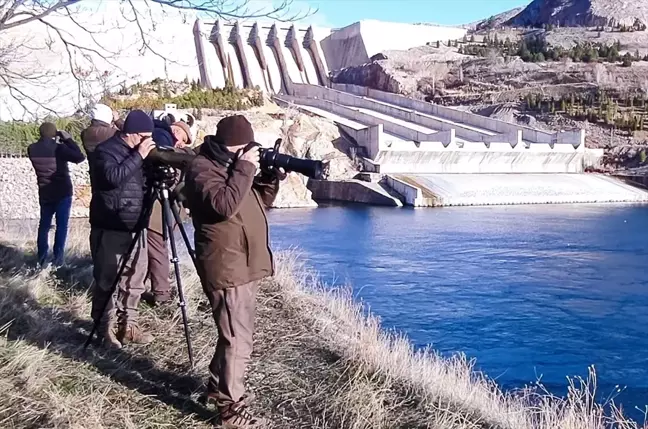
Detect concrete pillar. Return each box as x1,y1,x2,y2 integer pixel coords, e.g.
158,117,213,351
303,26,329,87
228,21,253,89
267,24,293,95
285,25,307,84
248,23,273,93
193,19,213,89
209,20,232,87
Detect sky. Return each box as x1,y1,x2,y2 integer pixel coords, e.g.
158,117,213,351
286,0,531,28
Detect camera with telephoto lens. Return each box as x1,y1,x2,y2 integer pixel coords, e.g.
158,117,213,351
255,138,329,180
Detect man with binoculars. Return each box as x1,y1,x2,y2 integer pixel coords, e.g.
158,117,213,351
27,122,86,268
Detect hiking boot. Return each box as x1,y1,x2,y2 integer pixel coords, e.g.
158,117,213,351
219,402,267,429
100,316,122,349
203,392,255,411
116,323,154,345
141,291,172,308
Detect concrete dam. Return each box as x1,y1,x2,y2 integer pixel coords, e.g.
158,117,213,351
193,19,648,207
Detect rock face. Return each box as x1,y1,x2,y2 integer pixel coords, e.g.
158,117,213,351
330,45,467,98
196,108,358,208
331,63,403,94
506,0,648,28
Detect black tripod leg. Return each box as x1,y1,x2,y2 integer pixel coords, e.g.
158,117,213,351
161,191,195,368
160,191,168,243
169,202,197,266
83,227,143,350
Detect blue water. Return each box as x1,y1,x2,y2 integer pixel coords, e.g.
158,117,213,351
265,203,648,421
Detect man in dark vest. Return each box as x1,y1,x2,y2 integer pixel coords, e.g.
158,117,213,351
27,122,85,267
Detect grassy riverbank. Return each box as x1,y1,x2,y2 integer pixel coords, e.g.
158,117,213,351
0,225,644,429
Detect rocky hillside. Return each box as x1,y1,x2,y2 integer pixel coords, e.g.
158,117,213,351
465,7,525,31
506,0,648,28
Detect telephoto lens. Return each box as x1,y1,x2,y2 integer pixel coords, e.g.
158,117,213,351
258,139,330,180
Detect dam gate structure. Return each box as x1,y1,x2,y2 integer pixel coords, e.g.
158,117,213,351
193,19,648,207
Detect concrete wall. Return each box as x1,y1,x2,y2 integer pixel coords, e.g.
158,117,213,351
307,179,402,206
336,123,383,159
384,176,425,206
332,83,586,148
278,95,453,144
375,151,586,174
290,84,517,145
320,20,467,70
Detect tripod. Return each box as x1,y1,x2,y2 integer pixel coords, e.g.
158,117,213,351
83,165,196,368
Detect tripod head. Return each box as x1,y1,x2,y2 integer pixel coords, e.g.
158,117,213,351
148,163,177,190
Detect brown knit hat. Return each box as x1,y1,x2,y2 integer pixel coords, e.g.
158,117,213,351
172,121,192,144
39,122,57,139
215,115,254,147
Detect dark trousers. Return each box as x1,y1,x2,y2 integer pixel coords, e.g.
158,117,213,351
204,281,260,406
146,230,171,300
37,196,72,266
90,228,148,325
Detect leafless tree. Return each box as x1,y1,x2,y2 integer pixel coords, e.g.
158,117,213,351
422,60,450,96
592,63,609,88
0,0,315,120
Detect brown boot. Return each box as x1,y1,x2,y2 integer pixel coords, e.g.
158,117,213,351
116,323,154,345
219,402,267,429
204,392,255,411
100,314,122,349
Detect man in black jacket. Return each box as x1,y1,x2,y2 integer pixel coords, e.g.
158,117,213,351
28,122,86,267
89,109,156,348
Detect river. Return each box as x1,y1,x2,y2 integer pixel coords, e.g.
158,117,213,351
265,203,648,421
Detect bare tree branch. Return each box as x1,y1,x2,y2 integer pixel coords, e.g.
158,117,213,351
0,0,80,31
1,0,316,120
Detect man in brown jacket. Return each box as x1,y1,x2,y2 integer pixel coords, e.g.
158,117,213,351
184,115,284,428
80,104,119,191
142,119,194,307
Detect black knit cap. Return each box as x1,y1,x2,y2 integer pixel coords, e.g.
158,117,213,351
122,109,154,134
215,114,255,147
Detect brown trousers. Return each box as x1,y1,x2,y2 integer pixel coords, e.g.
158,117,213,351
146,230,171,300
90,228,148,325
204,280,260,405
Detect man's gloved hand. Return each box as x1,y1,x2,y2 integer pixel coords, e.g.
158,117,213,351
57,130,72,141
272,167,287,181
260,166,287,182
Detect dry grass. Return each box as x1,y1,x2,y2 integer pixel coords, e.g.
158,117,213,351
0,224,646,429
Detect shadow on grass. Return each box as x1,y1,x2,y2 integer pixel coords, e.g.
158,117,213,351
0,242,217,425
